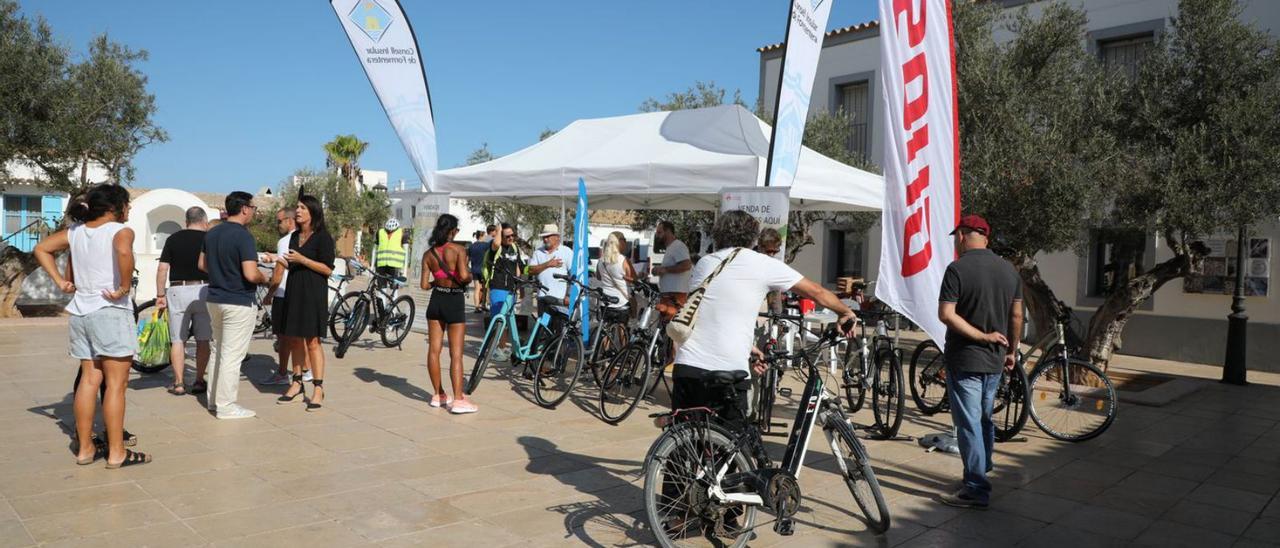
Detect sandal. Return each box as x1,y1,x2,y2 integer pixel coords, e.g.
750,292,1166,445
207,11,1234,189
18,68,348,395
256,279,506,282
167,384,187,396
190,381,207,395
305,380,324,413
105,449,152,469
277,375,305,404
75,438,107,465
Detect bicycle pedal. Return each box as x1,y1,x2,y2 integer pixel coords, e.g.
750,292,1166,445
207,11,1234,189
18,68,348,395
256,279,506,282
778,388,792,397
774,518,795,536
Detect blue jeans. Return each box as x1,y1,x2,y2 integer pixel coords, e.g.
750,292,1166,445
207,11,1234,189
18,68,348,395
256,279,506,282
946,369,999,503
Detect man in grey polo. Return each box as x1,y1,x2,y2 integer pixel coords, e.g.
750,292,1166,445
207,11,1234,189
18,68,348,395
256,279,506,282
937,214,1023,509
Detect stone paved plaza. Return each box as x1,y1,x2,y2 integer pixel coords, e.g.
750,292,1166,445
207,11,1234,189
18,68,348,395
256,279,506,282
1,314,1279,547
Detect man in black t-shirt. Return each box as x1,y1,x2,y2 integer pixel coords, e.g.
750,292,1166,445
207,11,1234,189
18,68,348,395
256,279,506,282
156,207,212,395
937,214,1023,509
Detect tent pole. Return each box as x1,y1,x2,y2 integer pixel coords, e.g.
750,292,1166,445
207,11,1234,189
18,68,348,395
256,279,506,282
560,196,566,232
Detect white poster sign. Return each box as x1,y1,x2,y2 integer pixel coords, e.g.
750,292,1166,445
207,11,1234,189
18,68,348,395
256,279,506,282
720,187,790,258
765,0,836,188
331,0,439,190
875,0,960,349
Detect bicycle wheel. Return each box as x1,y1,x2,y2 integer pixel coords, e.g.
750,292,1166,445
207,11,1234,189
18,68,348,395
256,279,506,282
533,329,585,408
253,286,272,334
643,422,757,548
328,291,362,341
599,342,651,424
909,339,948,415
824,415,890,533
334,298,369,359
870,347,905,439
379,296,416,347
994,364,1031,442
131,299,170,374
465,315,507,395
841,341,867,414
645,332,671,397
1028,357,1117,442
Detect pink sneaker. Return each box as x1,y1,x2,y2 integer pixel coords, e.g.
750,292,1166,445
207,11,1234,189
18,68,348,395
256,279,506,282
449,399,478,414
429,394,453,409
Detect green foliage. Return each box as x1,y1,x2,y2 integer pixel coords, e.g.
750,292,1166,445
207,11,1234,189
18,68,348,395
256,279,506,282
276,167,388,246
0,0,166,191
953,1,1122,260
323,134,369,186
1113,0,1280,241
639,81,747,112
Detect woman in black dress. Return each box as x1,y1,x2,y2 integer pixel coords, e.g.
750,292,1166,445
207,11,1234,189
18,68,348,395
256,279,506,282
280,195,335,412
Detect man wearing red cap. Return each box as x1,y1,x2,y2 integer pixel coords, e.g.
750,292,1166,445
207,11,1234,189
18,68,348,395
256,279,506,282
937,214,1024,509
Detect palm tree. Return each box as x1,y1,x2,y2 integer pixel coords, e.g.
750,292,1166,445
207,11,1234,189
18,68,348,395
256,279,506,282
323,134,369,187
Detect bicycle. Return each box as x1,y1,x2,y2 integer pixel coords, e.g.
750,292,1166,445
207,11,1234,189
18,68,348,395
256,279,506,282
465,276,559,395
598,280,664,423
324,263,356,341
642,319,889,546
531,273,627,409
836,309,905,440
908,297,1115,442
602,280,674,409
332,261,416,358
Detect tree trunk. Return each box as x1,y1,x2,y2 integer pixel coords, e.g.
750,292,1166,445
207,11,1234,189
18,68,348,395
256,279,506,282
1084,252,1193,370
1009,254,1065,345
0,248,39,318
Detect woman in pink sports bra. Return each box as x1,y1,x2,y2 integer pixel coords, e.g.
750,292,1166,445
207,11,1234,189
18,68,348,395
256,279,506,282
420,214,476,413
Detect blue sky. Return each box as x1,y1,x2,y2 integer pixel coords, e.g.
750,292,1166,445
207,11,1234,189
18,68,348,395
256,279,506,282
21,1,878,194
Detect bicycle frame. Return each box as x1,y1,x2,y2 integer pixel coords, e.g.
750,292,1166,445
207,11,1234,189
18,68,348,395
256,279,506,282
481,289,554,362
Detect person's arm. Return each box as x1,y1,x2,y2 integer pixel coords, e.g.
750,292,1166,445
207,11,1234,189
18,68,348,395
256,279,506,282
527,251,561,275
419,250,433,290
33,229,73,293
101,228,135,300
155,262,171,308
1005,299,1025,369
662,258,693,275
296,233,335,277
939,302,1008,346
264,260,285,306
790,278,857,335
623,258,637,282
198,252,207,273
453,245,473,284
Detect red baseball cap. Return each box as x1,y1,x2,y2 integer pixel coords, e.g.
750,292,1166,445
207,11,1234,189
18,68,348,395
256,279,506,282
950,214,991,236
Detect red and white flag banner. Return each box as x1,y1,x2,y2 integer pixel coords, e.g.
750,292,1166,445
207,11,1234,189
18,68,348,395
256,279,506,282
875,0,960,350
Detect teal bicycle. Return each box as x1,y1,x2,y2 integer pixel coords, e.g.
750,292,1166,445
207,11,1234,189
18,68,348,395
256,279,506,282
465,277,559,395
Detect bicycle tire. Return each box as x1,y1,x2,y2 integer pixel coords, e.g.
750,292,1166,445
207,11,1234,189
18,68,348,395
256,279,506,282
252,286,272,335
643,422,757,548
465,315,507,395
994,363,1031,442
131,299,170,374
599,341,651,424
328,291,362,341
1027,357,1117,442
870,346,905,439
755,367,778,433
533,329,585,408
909,339,948,415
645,333,671,398
334,297,368,359
825,416,891,533
379,296,416,347
841,341,866,414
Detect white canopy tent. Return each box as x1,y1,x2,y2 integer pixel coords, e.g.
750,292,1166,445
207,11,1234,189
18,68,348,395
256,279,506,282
434,105,883,212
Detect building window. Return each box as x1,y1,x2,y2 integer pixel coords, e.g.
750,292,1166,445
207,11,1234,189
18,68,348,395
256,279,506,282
827,228,866,282
837,81,871,162
1086,229,1146,297
1098,34,1154,80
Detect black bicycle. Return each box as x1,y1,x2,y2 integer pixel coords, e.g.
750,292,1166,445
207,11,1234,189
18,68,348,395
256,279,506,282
332,262,415,358
598,280,664,423
836,310,905,439
531,273,626,409
642,320,889,547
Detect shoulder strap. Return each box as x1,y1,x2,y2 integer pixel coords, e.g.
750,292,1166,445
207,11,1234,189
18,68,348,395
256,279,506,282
429,246,466,286
692,248,743,292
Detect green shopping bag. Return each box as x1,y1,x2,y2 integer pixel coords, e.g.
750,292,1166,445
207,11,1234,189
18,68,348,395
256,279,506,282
137,309,171,365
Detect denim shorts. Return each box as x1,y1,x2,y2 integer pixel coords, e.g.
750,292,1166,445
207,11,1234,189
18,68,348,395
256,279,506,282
69,306,138,360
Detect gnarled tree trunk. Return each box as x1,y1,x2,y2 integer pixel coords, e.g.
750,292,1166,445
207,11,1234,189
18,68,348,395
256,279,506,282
1008,254,1067,344
1084,234,1205,370
0,248,39,318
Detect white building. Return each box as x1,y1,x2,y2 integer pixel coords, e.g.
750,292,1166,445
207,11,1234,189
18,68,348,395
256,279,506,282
758,0,1280,371
125,189,222,300
1,160,110,253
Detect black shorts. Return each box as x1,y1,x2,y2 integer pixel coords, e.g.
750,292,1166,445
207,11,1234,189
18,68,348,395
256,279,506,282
426,287,466,325
271,297,288,335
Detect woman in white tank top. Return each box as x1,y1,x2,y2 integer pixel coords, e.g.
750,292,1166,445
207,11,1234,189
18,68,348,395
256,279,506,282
34,184,151,469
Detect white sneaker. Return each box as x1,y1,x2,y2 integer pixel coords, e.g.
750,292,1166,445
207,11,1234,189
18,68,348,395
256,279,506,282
217,404,257,420
301,369,313,382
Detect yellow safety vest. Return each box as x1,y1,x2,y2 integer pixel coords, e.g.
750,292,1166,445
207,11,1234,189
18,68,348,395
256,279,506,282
375,228,406,269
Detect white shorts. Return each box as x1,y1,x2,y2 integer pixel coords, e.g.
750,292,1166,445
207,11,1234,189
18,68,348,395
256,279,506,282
69,306,137,360
167,284,213,342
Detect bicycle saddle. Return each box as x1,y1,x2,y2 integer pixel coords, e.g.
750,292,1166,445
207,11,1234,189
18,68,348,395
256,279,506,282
705,370,749,386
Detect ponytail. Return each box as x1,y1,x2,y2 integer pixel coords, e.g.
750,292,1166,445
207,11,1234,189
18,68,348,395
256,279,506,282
67,184,130,223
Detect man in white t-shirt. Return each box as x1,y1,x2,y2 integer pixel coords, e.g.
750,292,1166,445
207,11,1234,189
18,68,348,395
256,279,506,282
528,223,575,322
651,220,692,321
261,208,309,386
672,210,857,431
